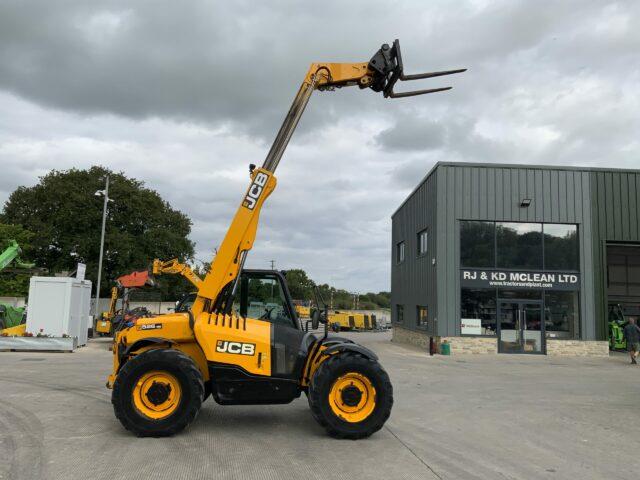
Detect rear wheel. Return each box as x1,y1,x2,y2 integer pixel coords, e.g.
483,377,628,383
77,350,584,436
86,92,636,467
309,352,393,439
112,349,204,437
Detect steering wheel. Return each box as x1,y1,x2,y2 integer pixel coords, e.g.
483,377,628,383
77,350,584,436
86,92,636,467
260,306,275,320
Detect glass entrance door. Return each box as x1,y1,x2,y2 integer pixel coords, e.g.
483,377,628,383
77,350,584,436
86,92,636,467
498,301,544,354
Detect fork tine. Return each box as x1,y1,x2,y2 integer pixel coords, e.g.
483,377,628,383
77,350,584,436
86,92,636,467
401,68,467,81
386,86,452,99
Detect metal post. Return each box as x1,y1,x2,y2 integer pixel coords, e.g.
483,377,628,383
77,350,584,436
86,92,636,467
94,175,109,320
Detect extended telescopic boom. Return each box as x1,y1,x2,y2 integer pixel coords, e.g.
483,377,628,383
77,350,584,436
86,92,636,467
191,40,465,318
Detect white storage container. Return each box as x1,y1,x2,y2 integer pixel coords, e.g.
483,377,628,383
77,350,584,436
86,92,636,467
26,277,92,346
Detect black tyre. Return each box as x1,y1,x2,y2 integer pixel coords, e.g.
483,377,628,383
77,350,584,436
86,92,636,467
308,352,393,439
112,349,204,437
306,389,328,427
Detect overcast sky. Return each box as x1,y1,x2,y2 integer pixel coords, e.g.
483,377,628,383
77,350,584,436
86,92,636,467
0,1,638,292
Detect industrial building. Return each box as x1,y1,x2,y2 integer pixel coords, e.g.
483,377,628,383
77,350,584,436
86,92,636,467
391,162,640,355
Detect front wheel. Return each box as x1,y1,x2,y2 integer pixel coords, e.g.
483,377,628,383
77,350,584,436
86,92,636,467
308,352,393,439
112,349,204,437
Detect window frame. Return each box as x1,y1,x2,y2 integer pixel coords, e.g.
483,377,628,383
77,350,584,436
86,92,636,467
459,287,498,337
417,228,428,257
238,272,298,329
416,305,428,329
396,241,406,264
459,220,580,272
496,221,543,270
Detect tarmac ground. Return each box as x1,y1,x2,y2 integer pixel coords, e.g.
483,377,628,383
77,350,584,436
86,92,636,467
0,330,638,480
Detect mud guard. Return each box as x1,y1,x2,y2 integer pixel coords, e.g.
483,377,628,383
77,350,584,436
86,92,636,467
120,337,177,362
321,342,378,361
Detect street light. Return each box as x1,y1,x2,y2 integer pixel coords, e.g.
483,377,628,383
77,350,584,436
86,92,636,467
93,175,113,326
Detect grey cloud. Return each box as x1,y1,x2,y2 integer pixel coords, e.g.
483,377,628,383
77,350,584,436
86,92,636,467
0,0,638,291
375,117,446,152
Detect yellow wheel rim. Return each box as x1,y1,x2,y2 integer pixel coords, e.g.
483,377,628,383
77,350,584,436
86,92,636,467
132,371,182,420
328,372,376,423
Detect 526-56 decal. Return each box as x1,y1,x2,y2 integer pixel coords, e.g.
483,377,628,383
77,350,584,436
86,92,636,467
216,340,256,356
137,323,162,331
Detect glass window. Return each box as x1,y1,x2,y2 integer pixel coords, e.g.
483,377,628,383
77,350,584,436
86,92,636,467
396,241,405,263
461,221,495,267
396,304,404,323
460,288,497,336
417,229,428,256
417,306,428,328
496,222,542,269
175,293,196,312
544,224,578,270
498,289,542,300
238,274,295,328
544,290,579,339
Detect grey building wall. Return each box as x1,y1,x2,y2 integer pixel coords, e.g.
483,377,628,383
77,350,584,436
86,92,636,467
590,170,640,340
434,164,596,339
391,162,640,342
391,169,438,333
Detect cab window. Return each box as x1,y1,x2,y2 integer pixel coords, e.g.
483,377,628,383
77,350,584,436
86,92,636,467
235,274,295,328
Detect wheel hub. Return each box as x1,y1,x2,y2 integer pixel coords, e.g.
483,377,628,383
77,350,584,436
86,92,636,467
341,385,363,407
328,372,377,423
146,381,172,406
133,371,182,420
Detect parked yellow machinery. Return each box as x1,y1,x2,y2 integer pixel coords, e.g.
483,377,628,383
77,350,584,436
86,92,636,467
95,271,155,336
293,301,311,318
106,40,463,438
328,311,379,331
152,258,202,289
95,286,120,335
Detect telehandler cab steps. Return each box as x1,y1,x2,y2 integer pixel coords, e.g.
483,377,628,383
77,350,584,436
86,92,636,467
107,40,463,439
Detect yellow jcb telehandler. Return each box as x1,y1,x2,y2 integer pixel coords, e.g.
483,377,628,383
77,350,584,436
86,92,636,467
107,40,464,438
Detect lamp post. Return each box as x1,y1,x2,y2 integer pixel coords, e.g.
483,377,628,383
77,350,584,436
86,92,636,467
94,175,111,322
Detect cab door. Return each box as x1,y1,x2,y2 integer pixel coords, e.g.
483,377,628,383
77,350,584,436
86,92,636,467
238,271,308,380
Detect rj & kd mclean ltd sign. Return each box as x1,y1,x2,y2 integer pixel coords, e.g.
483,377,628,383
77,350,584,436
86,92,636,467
461,269,580,291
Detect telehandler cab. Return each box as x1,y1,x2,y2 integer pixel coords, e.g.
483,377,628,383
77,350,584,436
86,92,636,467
107,40,464,438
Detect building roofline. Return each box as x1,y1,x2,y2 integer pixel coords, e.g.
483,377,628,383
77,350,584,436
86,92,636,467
391,161,640,218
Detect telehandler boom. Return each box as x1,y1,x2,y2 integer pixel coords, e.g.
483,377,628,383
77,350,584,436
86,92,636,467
108,40,464,438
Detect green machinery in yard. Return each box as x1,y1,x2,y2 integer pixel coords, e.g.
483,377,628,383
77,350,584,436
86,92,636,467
0,240,34,331
608,303,640,351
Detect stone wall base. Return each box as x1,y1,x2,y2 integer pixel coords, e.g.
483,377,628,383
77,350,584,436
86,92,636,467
546,339,609,357
392,326,609,357
439,336,497,354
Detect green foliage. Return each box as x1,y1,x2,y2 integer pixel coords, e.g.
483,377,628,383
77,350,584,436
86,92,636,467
284,269,314,300
284,269,390,311
0,223,35,296
1,166,195,297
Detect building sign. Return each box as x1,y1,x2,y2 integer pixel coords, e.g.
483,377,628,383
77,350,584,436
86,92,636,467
461,318,482,335
461,269,580,291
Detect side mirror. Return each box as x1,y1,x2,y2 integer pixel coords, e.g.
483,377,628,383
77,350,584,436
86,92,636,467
311,309,321,330
311,308,327,330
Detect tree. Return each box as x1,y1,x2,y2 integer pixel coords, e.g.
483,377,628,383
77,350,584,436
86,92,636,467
0,223,35,296
1,166,195,297
283,269,315,300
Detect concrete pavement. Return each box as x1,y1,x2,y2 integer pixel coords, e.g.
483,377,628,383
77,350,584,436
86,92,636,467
0,331,638,479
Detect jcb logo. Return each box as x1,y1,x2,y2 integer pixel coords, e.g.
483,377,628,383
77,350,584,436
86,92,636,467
242,172,269,210
216,340,256,356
